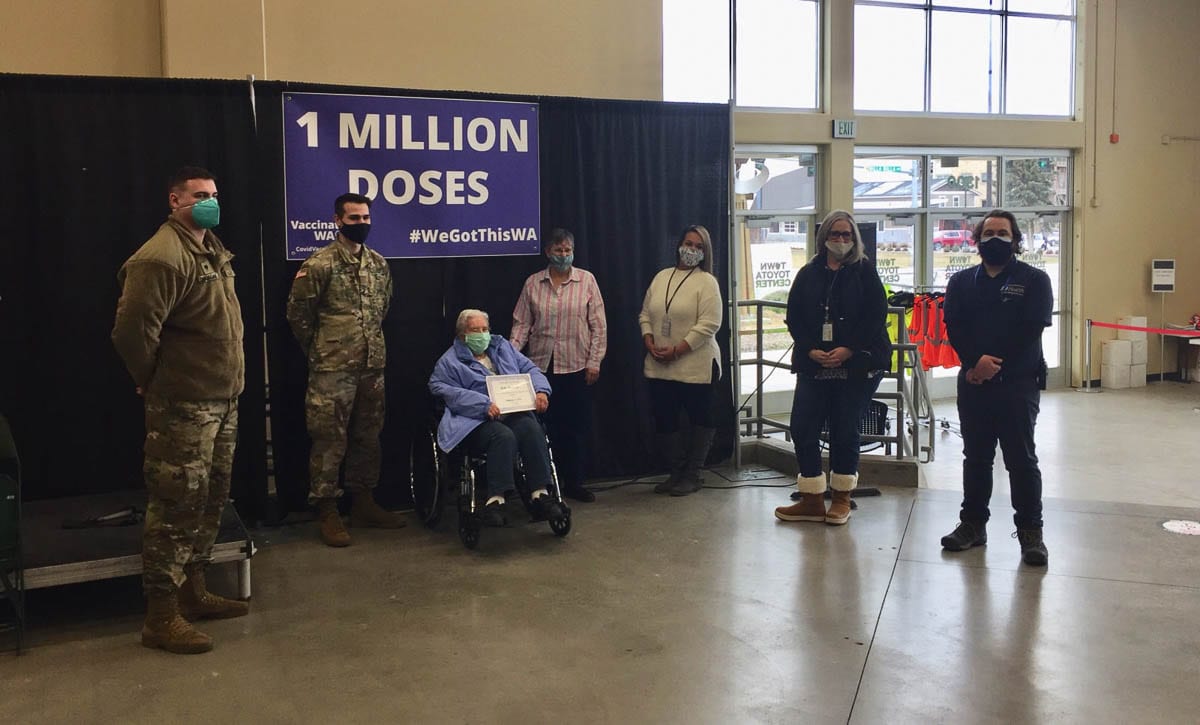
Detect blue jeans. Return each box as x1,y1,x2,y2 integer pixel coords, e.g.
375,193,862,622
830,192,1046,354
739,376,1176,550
790,374,883,478
463,413,553,497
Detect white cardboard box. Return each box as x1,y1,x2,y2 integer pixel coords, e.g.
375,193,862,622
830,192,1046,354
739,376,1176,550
1130,363,1147,387
1102,363,1132,389
1130,338,1148,364
1102,339,1133,365
1118,316,1148,341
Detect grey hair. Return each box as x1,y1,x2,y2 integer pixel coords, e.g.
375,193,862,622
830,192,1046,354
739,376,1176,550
455,308,489,336
815,209,866,265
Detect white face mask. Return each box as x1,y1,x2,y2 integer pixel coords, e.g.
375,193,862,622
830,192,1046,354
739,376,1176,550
678,246,705,267
827,240,853,259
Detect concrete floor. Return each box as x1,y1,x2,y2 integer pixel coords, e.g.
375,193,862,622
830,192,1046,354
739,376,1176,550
3,383,1200,724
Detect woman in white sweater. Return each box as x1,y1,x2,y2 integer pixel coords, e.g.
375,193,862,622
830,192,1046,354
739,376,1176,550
638,225,723,496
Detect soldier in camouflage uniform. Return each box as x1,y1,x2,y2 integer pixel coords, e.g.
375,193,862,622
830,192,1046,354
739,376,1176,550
287,192,405,546
112,166,249,655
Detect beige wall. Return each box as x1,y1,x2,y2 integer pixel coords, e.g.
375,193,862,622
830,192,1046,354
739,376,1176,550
5,0,1200,380
0,0,161,77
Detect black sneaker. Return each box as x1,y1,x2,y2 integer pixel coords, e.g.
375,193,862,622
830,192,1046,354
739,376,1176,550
1015,529,1048,566
532,495,566,522
481,501,507,527
940,520,987,551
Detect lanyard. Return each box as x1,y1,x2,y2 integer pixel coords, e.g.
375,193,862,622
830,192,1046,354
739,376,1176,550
823,267,842,322
664,267,696,316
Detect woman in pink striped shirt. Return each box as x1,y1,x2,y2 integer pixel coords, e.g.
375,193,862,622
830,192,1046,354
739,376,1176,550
510,229,608,502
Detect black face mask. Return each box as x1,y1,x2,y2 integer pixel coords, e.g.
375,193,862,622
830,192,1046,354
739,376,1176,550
979,236,1013,266
340,222,371,244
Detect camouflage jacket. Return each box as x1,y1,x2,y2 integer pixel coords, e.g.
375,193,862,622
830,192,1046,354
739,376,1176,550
286,241,392,371
112,217,245,400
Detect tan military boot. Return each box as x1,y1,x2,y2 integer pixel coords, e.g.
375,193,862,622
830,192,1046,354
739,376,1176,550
317,499,351,547
179,564,249,620
349,492,406,529
142,591,213,654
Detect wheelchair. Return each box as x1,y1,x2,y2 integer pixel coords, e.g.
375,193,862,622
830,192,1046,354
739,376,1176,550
409,412,572,550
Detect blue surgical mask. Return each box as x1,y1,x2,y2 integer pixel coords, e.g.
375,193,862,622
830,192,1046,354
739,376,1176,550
465,332,491,355
548,253,573,271
188,197,220,229
678,246,704,268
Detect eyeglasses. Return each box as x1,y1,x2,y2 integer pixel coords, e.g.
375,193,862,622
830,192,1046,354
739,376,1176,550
827,231,854,240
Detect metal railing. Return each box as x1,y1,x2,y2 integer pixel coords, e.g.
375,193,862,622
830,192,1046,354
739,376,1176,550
735,301,936,463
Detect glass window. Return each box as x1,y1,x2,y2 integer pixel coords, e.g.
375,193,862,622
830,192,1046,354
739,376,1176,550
1005,16,1074,116
735,152,819,213
1002,157,1069,207
854,156,923,209
930,155,998,208
854,5,926,112
663,0,730,103
737,0,819,108
854,1,1076,116
871,216,916,291
930,12,1002,113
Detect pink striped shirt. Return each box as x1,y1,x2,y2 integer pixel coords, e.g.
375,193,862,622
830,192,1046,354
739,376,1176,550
510,267,607,374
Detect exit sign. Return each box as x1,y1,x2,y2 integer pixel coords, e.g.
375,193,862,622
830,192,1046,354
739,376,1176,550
833,119,857,138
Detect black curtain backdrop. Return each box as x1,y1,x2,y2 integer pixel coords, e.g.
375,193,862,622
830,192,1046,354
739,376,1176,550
256,82,732,514
0,75,267,518
0,73,730,519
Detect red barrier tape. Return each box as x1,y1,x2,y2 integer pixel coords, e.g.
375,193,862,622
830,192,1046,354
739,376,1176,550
1090,320,1200,336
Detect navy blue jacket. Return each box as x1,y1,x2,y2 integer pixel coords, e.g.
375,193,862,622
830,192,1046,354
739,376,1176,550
785,257,891,376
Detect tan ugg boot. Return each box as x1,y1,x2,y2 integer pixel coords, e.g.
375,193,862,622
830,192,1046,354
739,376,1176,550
179,564,249,621
142,592,213,654
774,473,827,522
826,473,858,525
317,499,351,547
349,492,406,528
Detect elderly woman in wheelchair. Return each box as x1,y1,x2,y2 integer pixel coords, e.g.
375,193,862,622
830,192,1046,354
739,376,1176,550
428,309,570,537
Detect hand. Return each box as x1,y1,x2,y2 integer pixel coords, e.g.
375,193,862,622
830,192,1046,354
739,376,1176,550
808,349,831,365
964,369,983,385
488,402,501,419
643,334,657,354
653,345,674,362
585,367,600,385
135,386,144,397
973,354,1003,381
822,346,853,368
534,392,549,414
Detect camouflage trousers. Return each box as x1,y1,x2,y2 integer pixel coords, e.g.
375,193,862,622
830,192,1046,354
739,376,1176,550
142,395,238,596
306,368,385,503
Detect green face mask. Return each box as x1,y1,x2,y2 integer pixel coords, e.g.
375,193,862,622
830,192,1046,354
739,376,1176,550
464,332,491,355
189,197,220,229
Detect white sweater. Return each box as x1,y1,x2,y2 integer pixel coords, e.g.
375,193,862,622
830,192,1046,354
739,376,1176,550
638,266,723,384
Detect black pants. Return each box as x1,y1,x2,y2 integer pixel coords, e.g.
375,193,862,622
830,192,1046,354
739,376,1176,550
957,375,1043,529
647,378,715,434
545,369,592,488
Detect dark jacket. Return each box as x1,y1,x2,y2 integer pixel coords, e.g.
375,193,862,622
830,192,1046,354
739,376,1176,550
112,218,245,400
785,256,891,376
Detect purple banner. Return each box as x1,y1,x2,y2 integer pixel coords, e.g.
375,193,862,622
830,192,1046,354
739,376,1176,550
283,92,540,260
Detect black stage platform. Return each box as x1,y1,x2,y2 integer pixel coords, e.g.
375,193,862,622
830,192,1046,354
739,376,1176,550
21,491,255,597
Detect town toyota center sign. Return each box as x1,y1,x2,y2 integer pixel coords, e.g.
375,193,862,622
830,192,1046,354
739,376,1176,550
283,92,541,260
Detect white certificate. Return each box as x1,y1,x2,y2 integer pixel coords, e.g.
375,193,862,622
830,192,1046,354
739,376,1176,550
485,374,537,414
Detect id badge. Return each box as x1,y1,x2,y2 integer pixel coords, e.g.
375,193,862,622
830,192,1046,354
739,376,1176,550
661,318,672,337
821,322,833,342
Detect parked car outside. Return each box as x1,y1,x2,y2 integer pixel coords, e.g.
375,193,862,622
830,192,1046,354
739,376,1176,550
932,229,973,252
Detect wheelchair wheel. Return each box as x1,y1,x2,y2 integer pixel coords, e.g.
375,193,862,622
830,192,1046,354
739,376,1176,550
459,521,480,549
549,511,571,537
409,430,444,528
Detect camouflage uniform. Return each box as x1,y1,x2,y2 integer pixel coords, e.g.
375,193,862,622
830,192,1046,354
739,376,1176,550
112,218,245,596
286,240,392,503
142,396,238,595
